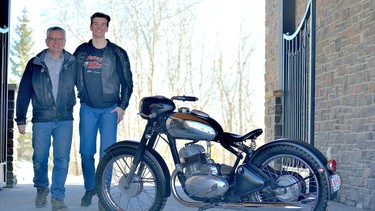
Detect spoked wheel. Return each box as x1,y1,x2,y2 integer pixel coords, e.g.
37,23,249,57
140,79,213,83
251,145,329,211
96,147,168,211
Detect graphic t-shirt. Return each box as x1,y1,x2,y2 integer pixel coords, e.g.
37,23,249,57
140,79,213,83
83,46,115,108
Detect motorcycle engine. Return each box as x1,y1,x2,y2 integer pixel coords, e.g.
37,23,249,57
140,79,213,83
179,144,229,198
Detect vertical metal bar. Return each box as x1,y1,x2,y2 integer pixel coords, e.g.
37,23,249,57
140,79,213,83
284,42,286,137
290,46,292,139
290,40,294,138
295,37,298,140
279,36,287,137
302,23,307,142
291,39,294,139
292,39,295,138
309,0,316,146
284,40,287,137
284,40,289,137
297,33,301,140
278,0,284,90
306,3,311,143
0,0,10,187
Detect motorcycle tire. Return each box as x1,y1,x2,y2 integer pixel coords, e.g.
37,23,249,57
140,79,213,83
95,147,168,211
250,144,329,211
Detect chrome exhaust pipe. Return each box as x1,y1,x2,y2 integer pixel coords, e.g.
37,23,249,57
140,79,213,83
170,165,302,210
218,202,302,209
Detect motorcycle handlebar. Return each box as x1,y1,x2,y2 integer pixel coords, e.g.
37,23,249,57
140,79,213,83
171,95,199,102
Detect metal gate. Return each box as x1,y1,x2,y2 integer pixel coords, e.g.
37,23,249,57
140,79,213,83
282,0,316,145
0,0,10,188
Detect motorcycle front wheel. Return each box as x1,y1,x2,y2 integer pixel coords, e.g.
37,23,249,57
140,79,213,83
95,147,168,211
251,144,329,211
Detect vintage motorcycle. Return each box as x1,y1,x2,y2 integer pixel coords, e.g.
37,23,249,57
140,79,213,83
95,95,341,211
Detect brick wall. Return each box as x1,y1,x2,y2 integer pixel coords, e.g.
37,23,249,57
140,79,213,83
6,84,16,187
265,0,375,209
314,0,375,208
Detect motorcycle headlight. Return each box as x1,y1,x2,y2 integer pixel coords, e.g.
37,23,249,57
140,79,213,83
139,96,176,119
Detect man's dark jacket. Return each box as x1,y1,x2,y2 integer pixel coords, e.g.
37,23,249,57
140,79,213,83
15,49,77,125
74,40,133,110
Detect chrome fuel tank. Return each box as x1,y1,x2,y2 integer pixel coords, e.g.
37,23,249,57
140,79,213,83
166,112,217,140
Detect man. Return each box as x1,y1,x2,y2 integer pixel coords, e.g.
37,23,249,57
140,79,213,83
74,12,133,208
15,26,76,211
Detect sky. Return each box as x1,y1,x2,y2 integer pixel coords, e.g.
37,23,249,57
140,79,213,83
10,0,265,54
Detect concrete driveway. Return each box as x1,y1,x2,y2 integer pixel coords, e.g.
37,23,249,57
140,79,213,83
0,182,361,211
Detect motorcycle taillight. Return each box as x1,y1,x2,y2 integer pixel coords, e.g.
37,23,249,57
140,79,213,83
327,160,337,172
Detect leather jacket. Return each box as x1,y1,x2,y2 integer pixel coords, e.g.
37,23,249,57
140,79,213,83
74,40,133,110
15,49,77,125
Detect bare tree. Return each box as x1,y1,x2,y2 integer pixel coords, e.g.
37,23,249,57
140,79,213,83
40,0,263,171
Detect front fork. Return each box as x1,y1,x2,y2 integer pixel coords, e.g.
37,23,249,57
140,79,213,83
124,121,156,188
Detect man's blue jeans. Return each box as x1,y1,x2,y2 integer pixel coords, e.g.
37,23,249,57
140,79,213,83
79,103,118,191
32,120,73,199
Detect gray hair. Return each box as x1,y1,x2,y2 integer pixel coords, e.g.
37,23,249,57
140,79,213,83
46,26,66,39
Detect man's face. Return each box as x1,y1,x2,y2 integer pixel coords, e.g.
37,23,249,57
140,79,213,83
45,30,65,54
90,17,109,38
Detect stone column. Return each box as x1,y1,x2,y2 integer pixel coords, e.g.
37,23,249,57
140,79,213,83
265,90,283,142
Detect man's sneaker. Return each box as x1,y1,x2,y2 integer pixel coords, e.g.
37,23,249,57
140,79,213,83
80,189,96,207
35,186,49,208
51,197,68,211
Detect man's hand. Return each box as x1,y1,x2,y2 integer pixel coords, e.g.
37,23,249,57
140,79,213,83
111,107,125,123
18,124,26,134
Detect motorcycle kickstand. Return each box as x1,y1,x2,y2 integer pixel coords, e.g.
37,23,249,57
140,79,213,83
198,205,215,211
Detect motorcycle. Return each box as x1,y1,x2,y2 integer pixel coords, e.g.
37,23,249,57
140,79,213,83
95,95,341,211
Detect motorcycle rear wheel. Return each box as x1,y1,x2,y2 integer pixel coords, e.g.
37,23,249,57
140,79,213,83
96,147,168,211
251,144,329,211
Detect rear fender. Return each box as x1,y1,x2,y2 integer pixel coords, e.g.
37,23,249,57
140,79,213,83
250,138,328,164
105,140,171,197
249,139,336,198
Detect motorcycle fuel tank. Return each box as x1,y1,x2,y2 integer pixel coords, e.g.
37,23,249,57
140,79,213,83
166,112,217,140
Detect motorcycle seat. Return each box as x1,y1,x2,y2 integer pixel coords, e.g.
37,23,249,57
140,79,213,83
221,128,263,143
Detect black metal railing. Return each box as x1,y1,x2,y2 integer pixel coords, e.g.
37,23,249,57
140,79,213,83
282,0,316,145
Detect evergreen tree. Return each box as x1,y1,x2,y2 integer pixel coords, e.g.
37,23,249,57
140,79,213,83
10,8,34,164
9,7,34,83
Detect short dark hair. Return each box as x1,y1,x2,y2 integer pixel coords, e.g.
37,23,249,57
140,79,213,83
46,26,66,39
90,12,111,27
